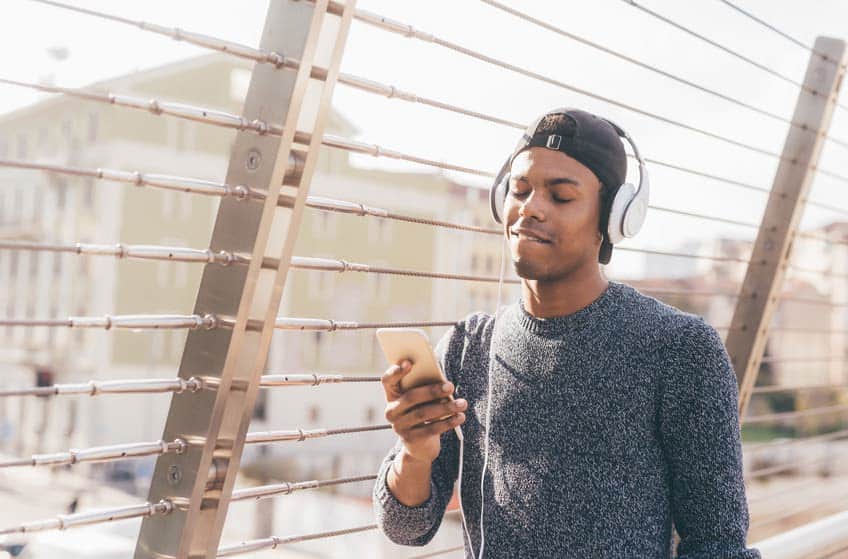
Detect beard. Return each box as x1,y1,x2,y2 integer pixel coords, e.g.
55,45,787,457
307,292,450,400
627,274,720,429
513,255,569,282
511,243,597,282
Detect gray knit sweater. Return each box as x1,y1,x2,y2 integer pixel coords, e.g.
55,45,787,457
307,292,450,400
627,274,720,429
372,280,761,558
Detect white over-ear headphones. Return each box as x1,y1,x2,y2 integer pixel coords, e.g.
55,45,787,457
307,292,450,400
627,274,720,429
488,109,650,248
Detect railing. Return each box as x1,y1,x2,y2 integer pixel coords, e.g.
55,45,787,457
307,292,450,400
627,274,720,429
0,1,846,557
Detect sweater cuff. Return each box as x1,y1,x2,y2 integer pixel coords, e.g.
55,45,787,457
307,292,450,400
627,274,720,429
375,452,440,530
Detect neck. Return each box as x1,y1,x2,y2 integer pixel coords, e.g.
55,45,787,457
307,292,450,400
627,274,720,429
520,266,609,319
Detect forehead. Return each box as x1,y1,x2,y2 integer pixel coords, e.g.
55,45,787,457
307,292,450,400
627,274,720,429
510,147,599,187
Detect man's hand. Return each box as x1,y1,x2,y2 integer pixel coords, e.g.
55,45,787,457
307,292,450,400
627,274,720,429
381,359,467,465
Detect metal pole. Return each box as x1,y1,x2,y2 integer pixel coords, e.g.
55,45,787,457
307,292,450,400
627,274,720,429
726,36,848,419
752,510,848,558
133,1,356,557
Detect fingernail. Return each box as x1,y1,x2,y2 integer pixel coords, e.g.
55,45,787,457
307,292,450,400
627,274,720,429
402,360,411,369
442,382,452,392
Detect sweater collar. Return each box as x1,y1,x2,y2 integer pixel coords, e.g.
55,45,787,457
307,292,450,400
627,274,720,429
514,280,623,337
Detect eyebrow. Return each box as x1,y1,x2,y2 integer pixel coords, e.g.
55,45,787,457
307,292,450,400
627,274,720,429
514,175,581,188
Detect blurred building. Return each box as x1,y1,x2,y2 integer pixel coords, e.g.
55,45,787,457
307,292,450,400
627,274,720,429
0,53,499,508
634,225,848,426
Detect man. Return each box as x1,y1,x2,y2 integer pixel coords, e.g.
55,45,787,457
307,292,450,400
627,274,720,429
372,108,761,558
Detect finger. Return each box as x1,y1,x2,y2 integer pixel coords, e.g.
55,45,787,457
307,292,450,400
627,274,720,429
394,398,467,433
385,381,451,425
395,381,454,417
380,359,414,399
406,412,465,441
405,396,451,417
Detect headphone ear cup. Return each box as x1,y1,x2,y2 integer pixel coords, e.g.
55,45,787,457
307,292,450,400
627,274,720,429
606,182,635,244
623,163,649,237
490,173,508,224
622,190,648,237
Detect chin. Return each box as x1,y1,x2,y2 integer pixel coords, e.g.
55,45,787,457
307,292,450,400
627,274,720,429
513,255,584,282
513,259,554,281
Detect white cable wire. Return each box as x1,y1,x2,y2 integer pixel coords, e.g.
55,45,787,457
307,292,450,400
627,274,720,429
456,421,473,558
456,234,507,559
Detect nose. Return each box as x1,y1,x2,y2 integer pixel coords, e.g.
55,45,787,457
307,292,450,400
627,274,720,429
517,189,545,221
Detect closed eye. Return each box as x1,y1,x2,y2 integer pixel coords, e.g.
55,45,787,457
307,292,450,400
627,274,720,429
510,190,571,203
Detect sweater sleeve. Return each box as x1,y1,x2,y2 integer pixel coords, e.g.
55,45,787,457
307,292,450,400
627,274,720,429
372,324,462,547
655,317,761,559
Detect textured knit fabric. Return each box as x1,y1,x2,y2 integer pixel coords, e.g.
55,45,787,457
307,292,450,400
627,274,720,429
372,279,761,558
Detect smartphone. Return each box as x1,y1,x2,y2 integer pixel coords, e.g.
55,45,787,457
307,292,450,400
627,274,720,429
376,327,463,439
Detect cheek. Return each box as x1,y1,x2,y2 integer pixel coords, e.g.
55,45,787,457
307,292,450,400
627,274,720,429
557,203,599,242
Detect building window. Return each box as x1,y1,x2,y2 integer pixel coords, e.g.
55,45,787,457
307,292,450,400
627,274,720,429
37,127,48,151
162,190,175,219
156,261,169,287
75,324,85,344
306,264,335,300
166,119,195,152
307,404,320,424
312,212,337,239
83,178,95,210
16,133,28,159
365,406,377,423
87,112,98,142
56,182,67,209
61,119,72,142
35,368,55,388
483,292,494,312
32,189,42,224
25,293,35,318
175,121,186,151
174,262,188,288
178,192,192,220
372,337,382,369
77,254,87,279
28,252,37,279
253,389,268,421
13,189,22,223
367,218,391,243
314,331,323,365
171,330,184,360
152,330,165,362
365,260,390,303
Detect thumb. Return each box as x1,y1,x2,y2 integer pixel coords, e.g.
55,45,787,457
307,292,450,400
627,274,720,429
381,358,414,399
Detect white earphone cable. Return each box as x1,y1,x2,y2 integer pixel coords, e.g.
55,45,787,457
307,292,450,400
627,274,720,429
457,235,507,559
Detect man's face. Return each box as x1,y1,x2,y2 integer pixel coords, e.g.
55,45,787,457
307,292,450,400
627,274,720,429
504,147,603,281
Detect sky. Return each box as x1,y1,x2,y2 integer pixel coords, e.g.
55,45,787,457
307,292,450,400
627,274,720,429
2,0,848,278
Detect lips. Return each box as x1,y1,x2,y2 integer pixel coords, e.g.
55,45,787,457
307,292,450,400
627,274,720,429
510,226,552,244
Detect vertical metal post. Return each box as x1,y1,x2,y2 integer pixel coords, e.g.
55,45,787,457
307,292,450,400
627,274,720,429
726,37,847,419
133,1,357,557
